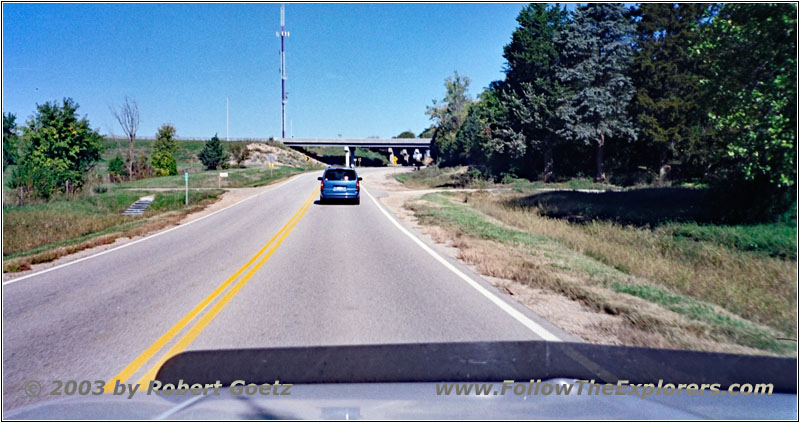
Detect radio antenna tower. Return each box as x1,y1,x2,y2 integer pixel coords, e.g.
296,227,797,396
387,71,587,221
276,4,289,139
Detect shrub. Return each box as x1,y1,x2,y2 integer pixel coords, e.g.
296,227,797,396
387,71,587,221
108,153,127,182
131,154,154,180
10,163,61,201
228,142,250,167
151,150,177,177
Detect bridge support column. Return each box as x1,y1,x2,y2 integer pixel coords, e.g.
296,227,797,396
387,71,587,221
344,146,355,167
388,148,395,165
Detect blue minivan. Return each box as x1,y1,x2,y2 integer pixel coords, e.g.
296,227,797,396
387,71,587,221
318,167,362,205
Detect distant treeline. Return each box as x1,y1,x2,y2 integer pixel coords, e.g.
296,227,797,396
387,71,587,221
422,3,796,217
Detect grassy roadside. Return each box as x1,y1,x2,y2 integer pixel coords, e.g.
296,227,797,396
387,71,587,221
402,190,796,356
395,166,619,191
2,188,223,273
2,164,316,273
116,164,314,189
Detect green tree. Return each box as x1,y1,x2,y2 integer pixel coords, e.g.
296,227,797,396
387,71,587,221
418,126,436,139
502,4,570,181
454,85,513,175
3,112,19,169
198,134,229,170
395,130,416,139
151,123,178,176
698,3,796,196
451,100,490,167
557,3,637,182
10,98,102,199
108,153,127,181
426,71,473,164
153,123,178,154
630,3,709,184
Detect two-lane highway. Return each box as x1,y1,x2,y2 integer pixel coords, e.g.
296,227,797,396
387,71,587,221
2,167,569,412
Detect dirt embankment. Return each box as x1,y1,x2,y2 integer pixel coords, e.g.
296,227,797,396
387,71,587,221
239,143,326,168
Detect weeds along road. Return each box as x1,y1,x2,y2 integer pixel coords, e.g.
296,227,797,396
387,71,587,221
2,167,570,411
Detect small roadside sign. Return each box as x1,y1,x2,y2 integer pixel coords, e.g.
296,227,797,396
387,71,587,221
218,172,228,188
184,172,188,182
268,154,276,163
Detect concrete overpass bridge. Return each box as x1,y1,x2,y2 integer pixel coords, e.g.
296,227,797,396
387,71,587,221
279,138,432,167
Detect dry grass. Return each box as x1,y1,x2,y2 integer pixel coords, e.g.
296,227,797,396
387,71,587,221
405,192,795,356
451,233,767,355
3,190,145,257
3,190,221,272
470,193,796,335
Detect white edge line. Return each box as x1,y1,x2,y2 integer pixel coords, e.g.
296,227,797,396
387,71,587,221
363,188,561,342
3,173,306,286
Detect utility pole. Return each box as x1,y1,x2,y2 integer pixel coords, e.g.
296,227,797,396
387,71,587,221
276,4,289,139
226,97,229,141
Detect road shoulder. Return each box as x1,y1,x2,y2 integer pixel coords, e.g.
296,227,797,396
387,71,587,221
366,168,581,343
367,169,779,356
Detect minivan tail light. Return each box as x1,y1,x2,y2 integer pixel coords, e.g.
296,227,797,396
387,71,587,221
320,179,325,191
356,179,360,190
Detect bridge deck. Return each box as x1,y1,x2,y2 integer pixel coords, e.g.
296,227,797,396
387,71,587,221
279,138,431,148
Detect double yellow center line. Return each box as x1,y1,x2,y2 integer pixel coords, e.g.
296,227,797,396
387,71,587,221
105,188,318,392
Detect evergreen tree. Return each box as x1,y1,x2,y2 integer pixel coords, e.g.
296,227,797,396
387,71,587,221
557,3,637,182
108,153,127,181
198,134,229,170
502,4,569,181
152,123,178,154
152,123,178,176
630,3,709,183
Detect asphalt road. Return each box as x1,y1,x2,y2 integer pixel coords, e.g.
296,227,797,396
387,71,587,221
2,167,570,412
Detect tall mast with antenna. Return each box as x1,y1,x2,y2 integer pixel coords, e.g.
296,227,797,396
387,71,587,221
276,4,289,139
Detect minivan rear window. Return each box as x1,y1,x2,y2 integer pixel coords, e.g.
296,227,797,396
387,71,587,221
324,169,357,181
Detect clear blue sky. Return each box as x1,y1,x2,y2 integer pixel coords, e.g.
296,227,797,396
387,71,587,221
2,3,530,139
